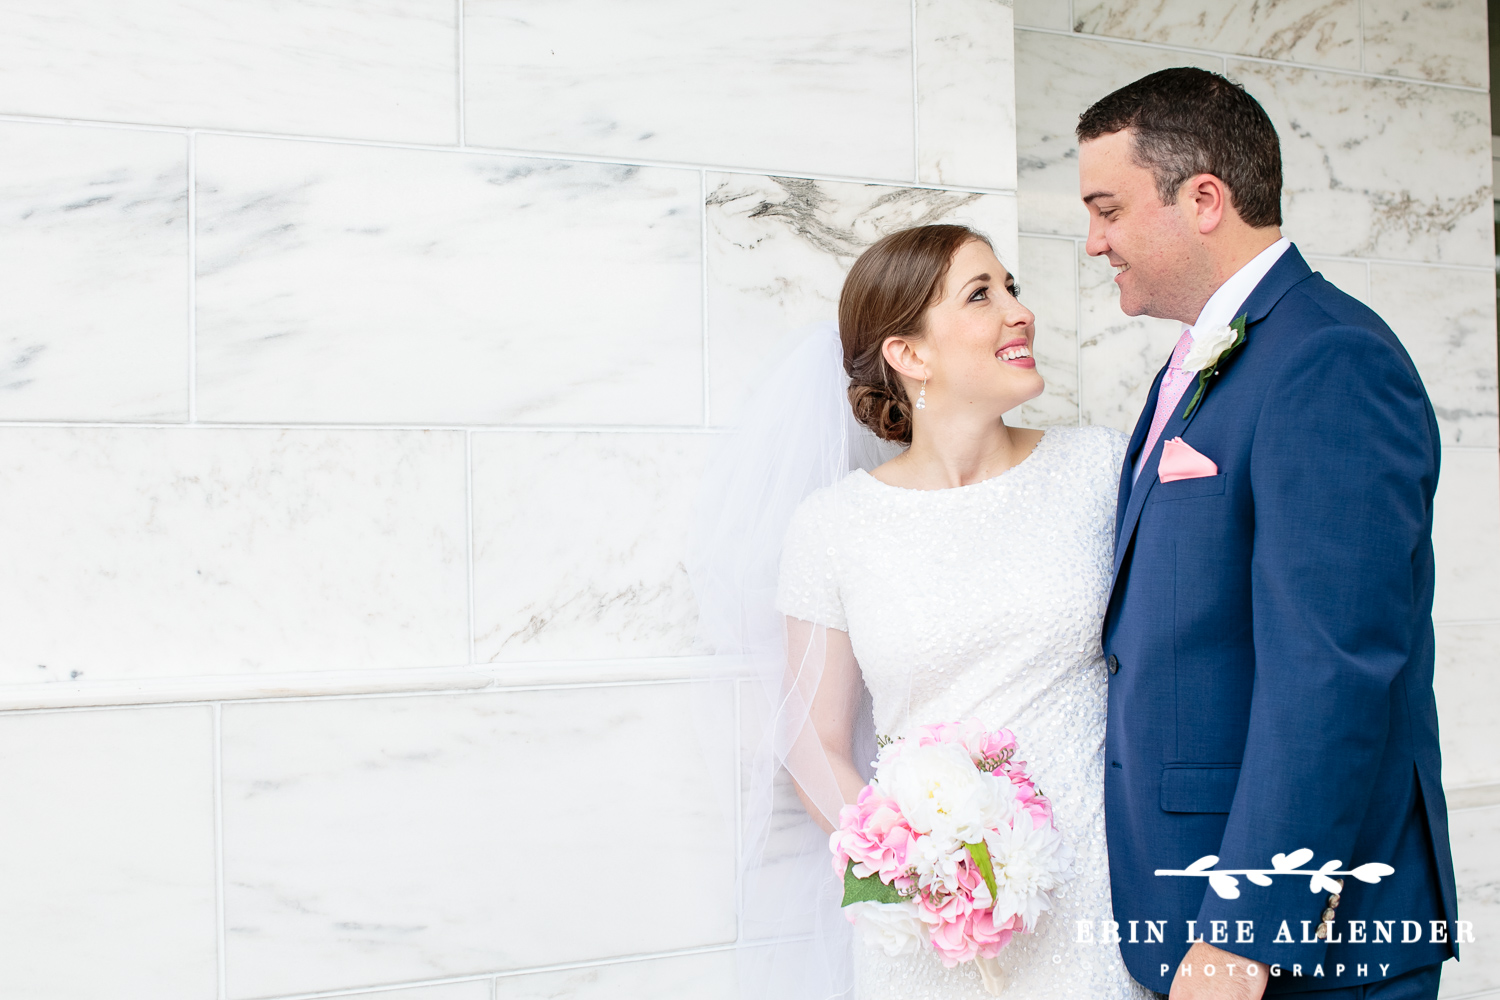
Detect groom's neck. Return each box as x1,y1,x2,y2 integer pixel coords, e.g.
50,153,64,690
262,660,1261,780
1182,224,1284,324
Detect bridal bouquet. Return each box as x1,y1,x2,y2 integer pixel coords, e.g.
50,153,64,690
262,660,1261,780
831,719,1073,984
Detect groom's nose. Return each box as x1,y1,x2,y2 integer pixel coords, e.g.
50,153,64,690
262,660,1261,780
1084,218,1111,259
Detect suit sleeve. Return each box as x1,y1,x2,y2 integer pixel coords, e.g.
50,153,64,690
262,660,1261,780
1194,323,1439,968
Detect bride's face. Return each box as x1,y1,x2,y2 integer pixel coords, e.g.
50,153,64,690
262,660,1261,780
896,239,1043,416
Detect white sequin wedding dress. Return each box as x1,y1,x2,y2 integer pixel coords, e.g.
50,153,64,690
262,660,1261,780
776,426,1152,1000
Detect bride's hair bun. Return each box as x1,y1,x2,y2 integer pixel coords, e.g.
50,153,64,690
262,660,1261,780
837,224,992,444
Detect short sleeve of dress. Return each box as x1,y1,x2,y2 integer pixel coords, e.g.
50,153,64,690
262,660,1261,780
775,487,848,631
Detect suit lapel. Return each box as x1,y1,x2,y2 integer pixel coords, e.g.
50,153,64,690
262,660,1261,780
1109,244,1316,582
1115,364,1167,543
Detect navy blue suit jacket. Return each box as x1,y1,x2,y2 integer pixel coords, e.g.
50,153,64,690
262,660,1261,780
1103,246,1458,994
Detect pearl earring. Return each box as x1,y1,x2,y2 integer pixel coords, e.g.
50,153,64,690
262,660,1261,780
915,380,927,410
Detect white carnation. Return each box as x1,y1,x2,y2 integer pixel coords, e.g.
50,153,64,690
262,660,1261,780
1180,324,1238,373
984,803,1076,932
876,742,1011,845
847,901,928,956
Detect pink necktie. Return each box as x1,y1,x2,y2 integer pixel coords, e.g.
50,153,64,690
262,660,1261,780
1135,327,1196,481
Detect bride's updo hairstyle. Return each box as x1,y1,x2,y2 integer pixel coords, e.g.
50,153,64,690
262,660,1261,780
838,224,992,444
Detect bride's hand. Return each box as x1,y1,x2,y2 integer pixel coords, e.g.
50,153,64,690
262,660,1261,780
1167,942,1268,1000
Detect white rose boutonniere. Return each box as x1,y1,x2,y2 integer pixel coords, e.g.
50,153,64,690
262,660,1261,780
1180,313,1248,419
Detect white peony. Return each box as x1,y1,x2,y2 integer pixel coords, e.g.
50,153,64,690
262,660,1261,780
983,802,1076,932
876,741,1011,846
1180,324,1238,373
847,901,929,956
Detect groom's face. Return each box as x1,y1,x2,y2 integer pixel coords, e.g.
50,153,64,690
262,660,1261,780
1078,129,1205,322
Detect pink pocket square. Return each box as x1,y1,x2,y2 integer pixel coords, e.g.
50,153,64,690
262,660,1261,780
1158,437,1219,483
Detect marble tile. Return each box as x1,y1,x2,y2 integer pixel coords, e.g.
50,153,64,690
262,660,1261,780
1228,61,1492,266
0,427,467,684
1076,245,1182,433
341,983,491,1000
195,136,702,426
1363,0,1488,90
1441,804,1500,997
463,0,913,181
220,684,737,997
1369,264,1499,448
0,1,456,142
1434,624,1500,790
495,950,735,999
916,0,1017,190
1010,236,1080,428
1014,0,1070,29
1016,31,1222,237
0,120,187,420
1431,448,1500,624
472,432,709,662
1302,255,1369,304
706,173,1017,424
0,706,216,999
1072,0,1360,69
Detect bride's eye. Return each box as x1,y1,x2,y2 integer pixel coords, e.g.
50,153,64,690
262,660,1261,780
969,286,988,302
1007,283,1021,299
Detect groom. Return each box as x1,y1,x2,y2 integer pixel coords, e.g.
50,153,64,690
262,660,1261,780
1084,69,1458,999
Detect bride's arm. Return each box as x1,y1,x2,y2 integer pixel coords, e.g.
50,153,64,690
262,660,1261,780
784,615,869,835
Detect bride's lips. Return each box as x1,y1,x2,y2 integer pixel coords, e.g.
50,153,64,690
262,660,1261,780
996,337,1036,369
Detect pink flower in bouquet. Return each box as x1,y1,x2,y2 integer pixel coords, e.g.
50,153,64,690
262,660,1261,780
831,784,913,881
918,861,1017,965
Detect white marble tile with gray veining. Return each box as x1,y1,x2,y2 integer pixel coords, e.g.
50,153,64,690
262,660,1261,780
1072,0,1359,69
496,950,736,999
1362,0,1488,90
0,427,468,684
1442,804,1500,998
1434,624,1500,790
0,706,216,1000
1011,235,1080,428
0,120,187,421
339,984,491,1000
706,173,1017,423
917,0,1017,190
1076,245,1182,433
0,0,456,141
195,135,702,425
1303,255,1370,303
464,0,913,180
221,685,737,997
1369,264,1498,447
1014,0,1070,29
472,432,710,662
1016,31,1222,238
1431,448,1500,624
1230,61,1492,266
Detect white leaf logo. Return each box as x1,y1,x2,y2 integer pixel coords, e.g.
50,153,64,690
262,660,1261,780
1208,873,1241,899
1185,855,1219,873
1246,872,1273,886
1271,849,1314,871
1350,863,1395,884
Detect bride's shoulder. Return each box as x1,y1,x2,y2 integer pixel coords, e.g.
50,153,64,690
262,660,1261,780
1042,424,1128,467
784,471,867,539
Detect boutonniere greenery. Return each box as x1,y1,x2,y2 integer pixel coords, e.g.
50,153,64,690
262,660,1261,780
1179,313,1248,420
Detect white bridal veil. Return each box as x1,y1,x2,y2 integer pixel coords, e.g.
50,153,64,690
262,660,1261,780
688,322,901,1000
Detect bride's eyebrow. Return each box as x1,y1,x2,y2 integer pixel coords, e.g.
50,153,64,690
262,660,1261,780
957,273,991,297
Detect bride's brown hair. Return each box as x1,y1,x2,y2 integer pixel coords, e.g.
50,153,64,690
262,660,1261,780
838,224,993,443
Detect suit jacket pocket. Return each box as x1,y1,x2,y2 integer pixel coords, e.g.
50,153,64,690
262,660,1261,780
1149,474,1227,502
1160,764,1241,813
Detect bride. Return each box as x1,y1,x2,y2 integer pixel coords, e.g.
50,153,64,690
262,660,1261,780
690,224,1150,1000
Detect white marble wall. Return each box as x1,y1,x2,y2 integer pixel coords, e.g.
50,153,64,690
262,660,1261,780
0,2,1495,998
0,3,1016,999
1014,3,1500,993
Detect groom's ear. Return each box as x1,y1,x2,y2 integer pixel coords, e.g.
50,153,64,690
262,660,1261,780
882,336,929,382
1185,172,1231,235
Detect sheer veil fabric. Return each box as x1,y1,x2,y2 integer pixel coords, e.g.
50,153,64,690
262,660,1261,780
688,323,901,1000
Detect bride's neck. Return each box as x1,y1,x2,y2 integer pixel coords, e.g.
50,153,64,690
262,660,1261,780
878,415,1043,490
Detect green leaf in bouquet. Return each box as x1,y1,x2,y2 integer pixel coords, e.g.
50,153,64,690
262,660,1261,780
966,840,998,904
840,858,906,907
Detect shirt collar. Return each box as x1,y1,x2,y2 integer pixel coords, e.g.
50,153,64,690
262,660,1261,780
1187,236,1291,340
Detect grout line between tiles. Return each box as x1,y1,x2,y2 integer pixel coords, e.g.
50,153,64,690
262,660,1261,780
0,112,1018,196
187,131,197,423
910,0,920,184
213,702,226,1000
1014,25,1488,93
456,0,466,147
465,430,476,665
0,420,733,433
701,169,712,426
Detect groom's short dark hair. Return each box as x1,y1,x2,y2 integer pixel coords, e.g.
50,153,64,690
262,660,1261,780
1076,67,1282,228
